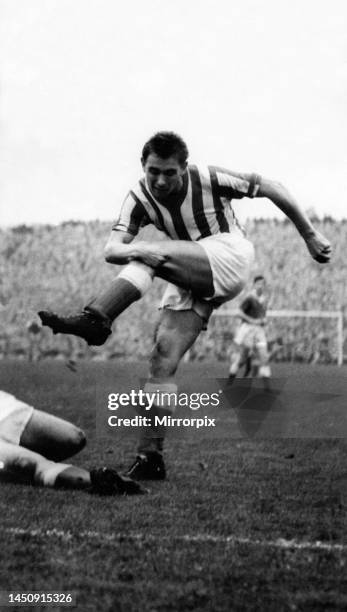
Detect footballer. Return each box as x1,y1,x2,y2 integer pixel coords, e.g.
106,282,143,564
228,275,271,389
0,390,146,495
39,131,332,480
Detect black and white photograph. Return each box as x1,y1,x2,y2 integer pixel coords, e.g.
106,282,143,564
0,0,346,610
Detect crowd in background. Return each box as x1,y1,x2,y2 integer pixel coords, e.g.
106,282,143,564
0,218,346,364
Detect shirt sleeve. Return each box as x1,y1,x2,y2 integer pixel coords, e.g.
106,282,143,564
210,166,262,199
111,191,151,236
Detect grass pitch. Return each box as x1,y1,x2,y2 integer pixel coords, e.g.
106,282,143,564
0,359,346,611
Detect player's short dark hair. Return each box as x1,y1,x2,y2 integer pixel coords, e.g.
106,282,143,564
254,275,265,283
142,132,189,166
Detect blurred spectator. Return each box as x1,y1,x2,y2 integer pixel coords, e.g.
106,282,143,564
0,219,346,363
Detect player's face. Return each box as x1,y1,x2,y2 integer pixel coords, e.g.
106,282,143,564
142,154,187,201
254,279,265,295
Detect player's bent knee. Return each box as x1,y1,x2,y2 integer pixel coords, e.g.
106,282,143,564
66,427,86,456
49,425,87,461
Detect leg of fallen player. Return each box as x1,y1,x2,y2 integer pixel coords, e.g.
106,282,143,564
0,440,91,488
0,391,146,494
0,440,146,494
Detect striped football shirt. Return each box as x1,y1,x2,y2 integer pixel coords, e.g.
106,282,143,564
112,165,261,241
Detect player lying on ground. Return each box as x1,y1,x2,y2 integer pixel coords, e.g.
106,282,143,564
0,390,146,495
228,275,272,390
39,131,332,481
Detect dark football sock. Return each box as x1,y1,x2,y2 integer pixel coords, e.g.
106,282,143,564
136,381,177,454
85,278,141,323
262,377,271,392
228,373,236,385
137,405,166,455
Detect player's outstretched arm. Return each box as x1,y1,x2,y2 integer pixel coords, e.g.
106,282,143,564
256,178,332,263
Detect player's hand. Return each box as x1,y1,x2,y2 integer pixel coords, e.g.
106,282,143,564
129,242,168,268
304,230,332,263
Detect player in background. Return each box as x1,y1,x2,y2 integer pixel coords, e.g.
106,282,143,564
38,132,331,481
26,318,42,362
228,275,271,389
0,390,145,495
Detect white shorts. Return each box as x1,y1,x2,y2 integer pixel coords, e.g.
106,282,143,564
234,322,267,350
161,230,255,324
0,391,34,445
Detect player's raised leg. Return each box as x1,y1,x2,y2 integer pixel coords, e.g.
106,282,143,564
126,308,205,480
39,236,214,345
130,239,214,295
